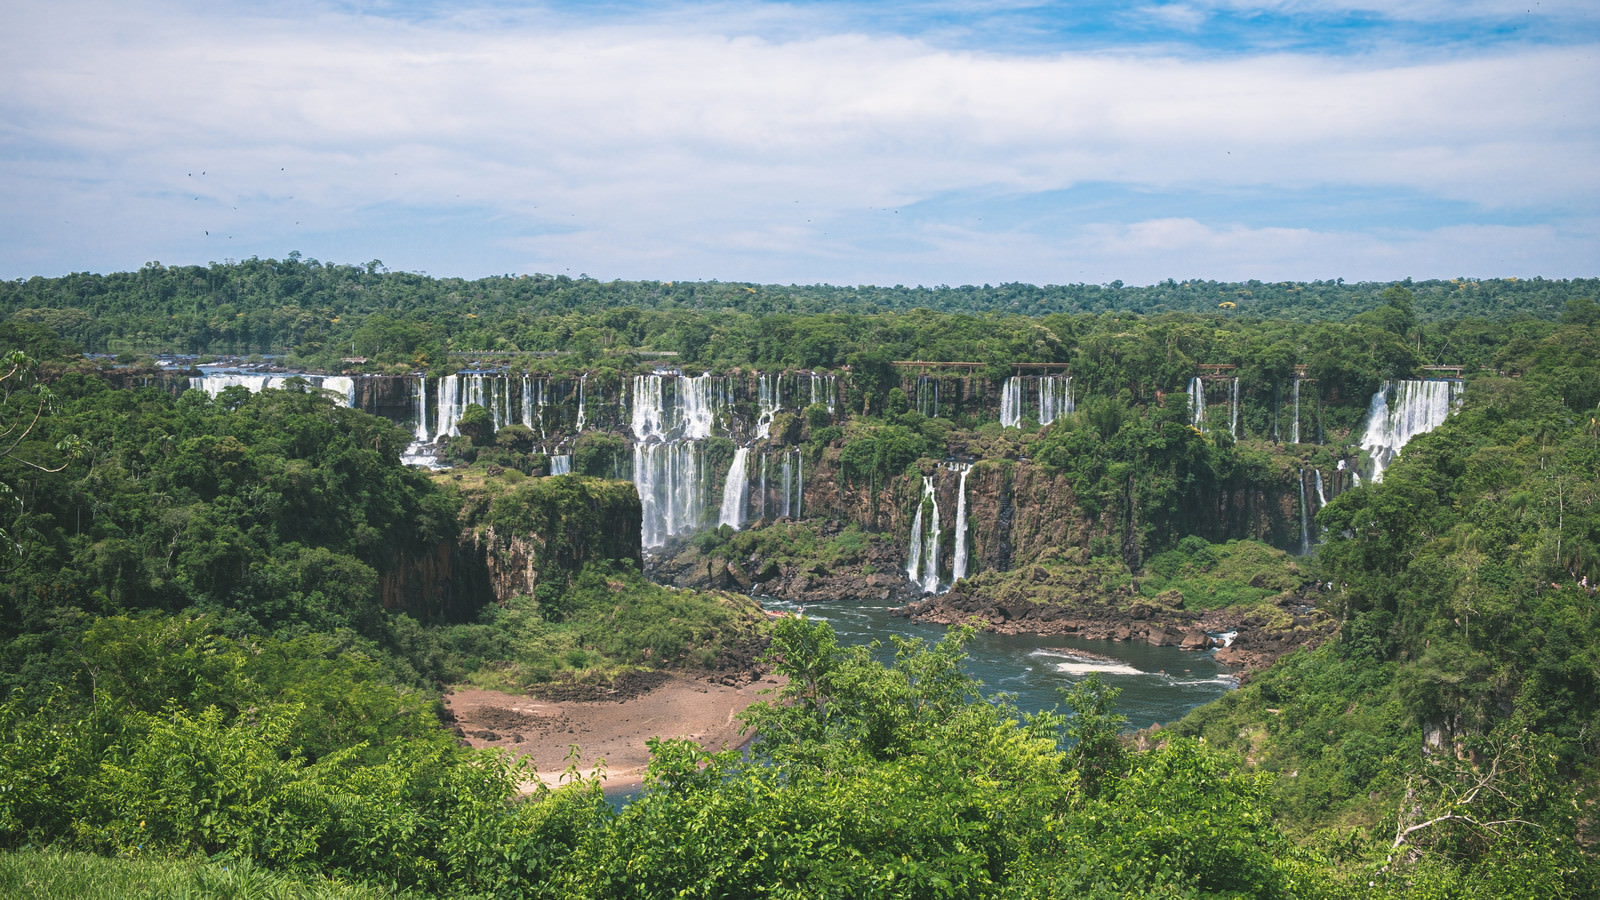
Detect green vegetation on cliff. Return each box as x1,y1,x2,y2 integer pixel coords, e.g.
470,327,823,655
0,282,1596,896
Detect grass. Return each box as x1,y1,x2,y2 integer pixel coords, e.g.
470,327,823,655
0,849,410,900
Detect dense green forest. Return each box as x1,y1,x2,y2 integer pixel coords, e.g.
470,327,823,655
0,265,1596,897
3,256,1595,371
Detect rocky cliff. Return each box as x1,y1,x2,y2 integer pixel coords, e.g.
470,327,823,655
380,474,643,619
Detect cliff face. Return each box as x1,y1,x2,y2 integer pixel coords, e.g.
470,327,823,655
379,475,643,619
785,450,1302,587
465,475,643,603
352,375,416,422
379,538,492,622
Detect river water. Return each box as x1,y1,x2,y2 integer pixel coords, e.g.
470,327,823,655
758,597,1237,730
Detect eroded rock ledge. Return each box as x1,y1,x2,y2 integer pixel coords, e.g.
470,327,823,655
901,580,1336,680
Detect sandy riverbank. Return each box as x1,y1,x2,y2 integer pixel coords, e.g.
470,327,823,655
444,673,783,796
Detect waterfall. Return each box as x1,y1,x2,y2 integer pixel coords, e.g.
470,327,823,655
632,375,667,441
436,374,460,437
717,447,750,529
904,476,942,593
1299,469,1312,556
192,372,354,408
757,374,780,439
1229,377,1239,439
1345,458,1362,488
920,477,941,593
549,454,572,476
1188,377,1205,429
1039,375,1072,426
628,372,734,545
190,372,293,396
1314,469,1327,508
532,377,548,438
413,375,429,442
917,376,939,418
1291,379,1301,444
794,450,803,519
951,464,972,583
679,374,719,439
1360,379,1460,483
758,453,768,520
522,375,550,436
635,441,704,549
575,375,588,432
810,373,836,412
905,485,925,586
1000,377,1024,428
780,452,793,518
319,376,356,408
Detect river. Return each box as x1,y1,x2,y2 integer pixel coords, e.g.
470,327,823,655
758,597,1237,730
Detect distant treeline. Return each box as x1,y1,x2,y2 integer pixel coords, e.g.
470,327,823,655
2,255,1595,365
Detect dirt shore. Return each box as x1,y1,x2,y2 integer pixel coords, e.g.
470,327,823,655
444,673,783,796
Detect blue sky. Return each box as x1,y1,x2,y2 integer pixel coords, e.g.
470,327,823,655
2,0,1596,286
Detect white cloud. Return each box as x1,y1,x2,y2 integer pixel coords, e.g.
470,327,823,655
1195,0,1600,20
0,0,1595,282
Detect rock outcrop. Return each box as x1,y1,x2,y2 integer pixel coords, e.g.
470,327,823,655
380,475,643,619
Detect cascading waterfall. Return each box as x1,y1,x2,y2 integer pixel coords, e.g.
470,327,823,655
905,485,925,586
1188,377,1206,429
758,453,768,520
920,477,941,593
1039,375,1073,426
629,372,733,546
780,452,793,518
1314,468,1327,508
1346,458,1362,488
1291,379,1301,444
671,373,719,440
1000,377,1024,428
1359,379,1461,483
413,375,430,442
436,374,461,437
905,475,941,592
717,447,750,529
1229,377,1239,439
321,376,356,408
951,464,972,583
794,450,803,519
632,375,668,441
522,375,550,439
575,375,588,432
810,373,837,413
917,376,939,418
634,441,704,549
1299,469,1312,556
192,372,352,408
757,374,780,439
549,455,572,476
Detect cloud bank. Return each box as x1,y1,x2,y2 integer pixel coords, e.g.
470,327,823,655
1,0,1595,284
